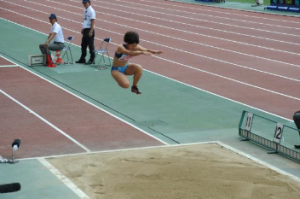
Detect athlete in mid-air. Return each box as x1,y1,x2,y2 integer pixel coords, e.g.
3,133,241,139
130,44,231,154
111,31,163,94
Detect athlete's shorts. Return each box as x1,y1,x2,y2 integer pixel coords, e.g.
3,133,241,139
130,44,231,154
111,63,129,74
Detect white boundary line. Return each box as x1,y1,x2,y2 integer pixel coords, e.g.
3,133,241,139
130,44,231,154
36,142,300,185
32,141,300,199
0,88,91,152
0,17,295,122
218,142,300,183
143,63,295,122
38,158,90,199
0,65,18,68
130,0,300,26
0,55,20,63
19,143,179,161
96,0,300,38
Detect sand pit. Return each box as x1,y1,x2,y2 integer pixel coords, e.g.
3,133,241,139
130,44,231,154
48,143,300,199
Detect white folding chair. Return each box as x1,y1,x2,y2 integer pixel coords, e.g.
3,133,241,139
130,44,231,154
60,36,74,64
94,38,111,69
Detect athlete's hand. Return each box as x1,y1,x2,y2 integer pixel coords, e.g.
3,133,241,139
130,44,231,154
155,51,163,55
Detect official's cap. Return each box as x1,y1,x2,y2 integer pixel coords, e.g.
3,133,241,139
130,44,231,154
49,13,57,19
82,0,90,3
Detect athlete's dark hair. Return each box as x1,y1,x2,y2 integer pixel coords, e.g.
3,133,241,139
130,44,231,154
124,31,139,44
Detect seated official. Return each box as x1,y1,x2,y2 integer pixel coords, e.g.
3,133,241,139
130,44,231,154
39,13,65,67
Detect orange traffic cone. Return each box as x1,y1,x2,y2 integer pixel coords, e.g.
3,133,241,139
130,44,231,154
55,50,63,64
46,54,56,67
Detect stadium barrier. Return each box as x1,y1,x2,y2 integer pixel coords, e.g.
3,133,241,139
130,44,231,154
239,110,300,163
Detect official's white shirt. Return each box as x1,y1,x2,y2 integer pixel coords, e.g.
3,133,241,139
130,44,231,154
82,5,96,29
50,22,64,43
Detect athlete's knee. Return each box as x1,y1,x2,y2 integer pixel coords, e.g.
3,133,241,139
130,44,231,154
134,65,143,74
119,82,130,88
137,64,143,71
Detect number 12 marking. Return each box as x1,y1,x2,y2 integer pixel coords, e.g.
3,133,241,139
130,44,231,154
245,113,253,131
274,123,283,144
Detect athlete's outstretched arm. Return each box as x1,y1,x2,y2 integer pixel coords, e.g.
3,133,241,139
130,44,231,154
136,45,163,55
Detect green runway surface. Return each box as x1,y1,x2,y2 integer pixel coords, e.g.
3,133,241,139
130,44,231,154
1,15,300,198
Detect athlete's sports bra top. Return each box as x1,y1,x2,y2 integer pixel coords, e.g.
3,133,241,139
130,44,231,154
115,44,132,62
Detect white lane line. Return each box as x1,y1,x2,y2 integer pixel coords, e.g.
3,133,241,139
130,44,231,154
0,89,91,152
0,65,18,68
67,0,300,55
98,0,300,37
22,141,217,160
19,1,299,81
0,17,295,123
9,1,300,83
61,0,300,69
130,0,300,28
146,0,300,24
88,1,300,47
152,55,300,100
218,142,300,183
38,158,90,199
11,0,300,60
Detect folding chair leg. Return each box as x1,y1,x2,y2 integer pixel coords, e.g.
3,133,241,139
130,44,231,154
60,42,74,65
101,54,107,66
65,50,70,64
94,51,111,69
98,55,105,69
105,52,111,67
61,47,68,64
69,48,74,64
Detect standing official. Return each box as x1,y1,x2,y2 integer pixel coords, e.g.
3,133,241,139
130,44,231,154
39,13,65,67
76,0,96,65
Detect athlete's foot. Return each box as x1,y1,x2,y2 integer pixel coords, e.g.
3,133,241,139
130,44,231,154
131,86,142,94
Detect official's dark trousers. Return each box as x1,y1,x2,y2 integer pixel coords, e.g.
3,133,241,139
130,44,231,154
80,28,95,61
39,42,64,55
294,111,300,131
